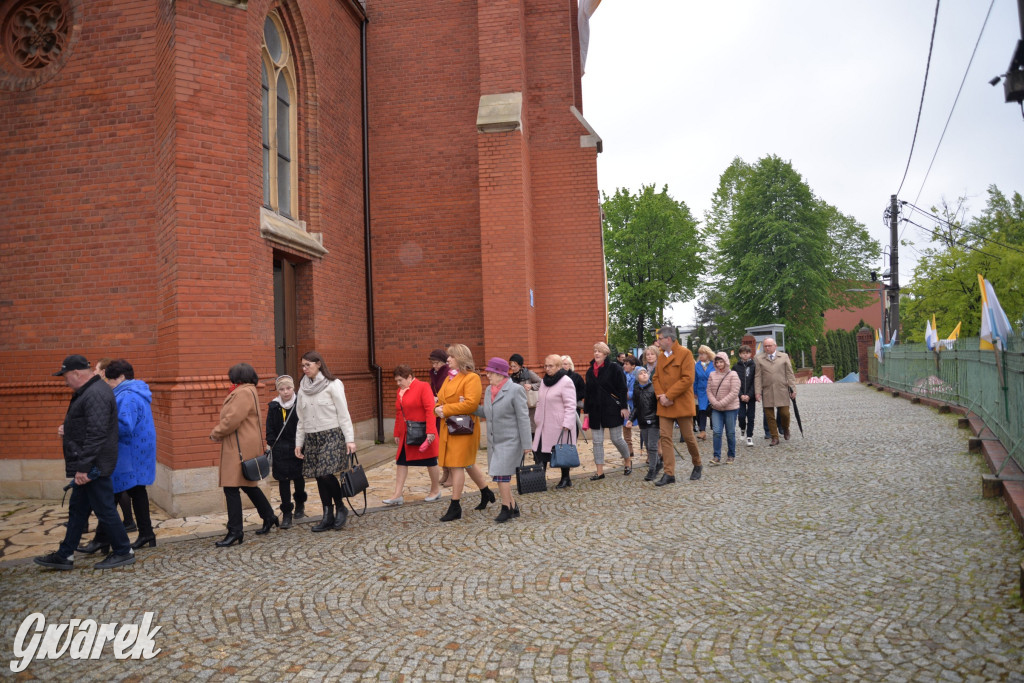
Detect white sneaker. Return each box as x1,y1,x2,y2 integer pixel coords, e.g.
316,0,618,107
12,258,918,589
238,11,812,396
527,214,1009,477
746,437,753,447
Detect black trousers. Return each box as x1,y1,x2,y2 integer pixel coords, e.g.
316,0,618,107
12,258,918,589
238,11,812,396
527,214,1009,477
737,400,758,438
278,477,307,513
92,485,153,544
60,475,131,557
223,486,274,533
315,474,344,508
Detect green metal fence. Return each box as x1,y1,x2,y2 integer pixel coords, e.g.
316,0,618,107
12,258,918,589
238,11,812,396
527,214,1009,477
868,336,1024,474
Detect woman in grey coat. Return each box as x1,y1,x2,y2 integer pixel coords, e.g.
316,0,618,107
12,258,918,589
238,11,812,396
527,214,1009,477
475,357,533,523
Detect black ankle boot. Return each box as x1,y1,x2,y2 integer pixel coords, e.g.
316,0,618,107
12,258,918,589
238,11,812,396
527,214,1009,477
255,516,279,535
280,512,293,529
294,502,306,519
76,540,109,555
555,475,570,489
130,533,156,550
440,499,462,522
214,531,243,547
474,487,496,510
311,505,334,532
333,503,348,530
495,504,512,523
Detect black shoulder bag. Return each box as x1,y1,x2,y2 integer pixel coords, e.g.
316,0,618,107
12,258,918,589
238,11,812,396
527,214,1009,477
340,451,369,517
239,389,271,482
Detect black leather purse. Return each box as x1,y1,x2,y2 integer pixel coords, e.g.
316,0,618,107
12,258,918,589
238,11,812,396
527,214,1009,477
238,433,271,482
445,414,474,435
515,454,547,495
340,452,369,516
399,403,427,446
238,389,270,482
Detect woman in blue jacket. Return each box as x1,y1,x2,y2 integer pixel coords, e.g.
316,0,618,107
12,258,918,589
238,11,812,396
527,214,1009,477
693,345,715,440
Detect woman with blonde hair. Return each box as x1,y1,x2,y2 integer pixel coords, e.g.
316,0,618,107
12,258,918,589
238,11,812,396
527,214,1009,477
535,354,579,489
643,345,659,376
693,344,715,440
560,355,586,413
433,344,494,521
583,342,631,479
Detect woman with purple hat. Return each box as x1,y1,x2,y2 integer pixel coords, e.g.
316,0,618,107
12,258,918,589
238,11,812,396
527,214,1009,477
475,356,533,522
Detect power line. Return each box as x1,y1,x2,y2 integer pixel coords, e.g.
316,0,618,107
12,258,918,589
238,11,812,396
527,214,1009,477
901,217,1002,260
913,0,996,206
896,0,942,197
901,200,1024,256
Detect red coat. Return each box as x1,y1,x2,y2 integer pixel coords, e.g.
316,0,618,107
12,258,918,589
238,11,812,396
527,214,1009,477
394,378,439,461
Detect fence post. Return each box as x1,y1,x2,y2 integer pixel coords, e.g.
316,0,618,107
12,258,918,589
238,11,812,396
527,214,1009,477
856,326,873,383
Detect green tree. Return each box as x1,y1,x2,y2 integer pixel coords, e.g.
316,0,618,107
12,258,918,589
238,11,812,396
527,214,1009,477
902,186,1024,342
603,185,703,349
819,200,882,311
715,156,833,352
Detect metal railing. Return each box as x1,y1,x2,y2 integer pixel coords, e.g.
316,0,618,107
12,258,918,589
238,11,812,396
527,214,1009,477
868,336,1024,474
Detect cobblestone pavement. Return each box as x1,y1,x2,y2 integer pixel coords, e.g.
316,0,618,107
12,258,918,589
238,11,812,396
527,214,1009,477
2,384,1023,681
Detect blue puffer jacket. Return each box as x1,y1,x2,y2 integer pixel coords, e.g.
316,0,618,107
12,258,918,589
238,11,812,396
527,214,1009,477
110,379,157,493
693,360,713,411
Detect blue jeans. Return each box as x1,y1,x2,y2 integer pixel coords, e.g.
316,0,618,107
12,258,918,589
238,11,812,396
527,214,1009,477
59,474,131,558
711,409,738,460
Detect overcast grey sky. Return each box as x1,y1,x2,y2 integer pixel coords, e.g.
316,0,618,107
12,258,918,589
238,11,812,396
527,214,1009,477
582,0,1024,327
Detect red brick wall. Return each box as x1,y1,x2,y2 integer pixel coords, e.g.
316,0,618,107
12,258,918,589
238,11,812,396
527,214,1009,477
1,0,605,485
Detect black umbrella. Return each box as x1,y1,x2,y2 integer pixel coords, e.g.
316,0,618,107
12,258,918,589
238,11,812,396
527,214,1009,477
789,387,804,437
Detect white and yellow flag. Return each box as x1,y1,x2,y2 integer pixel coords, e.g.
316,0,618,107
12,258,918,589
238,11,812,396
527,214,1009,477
978,274,1014,351
874,328,883,363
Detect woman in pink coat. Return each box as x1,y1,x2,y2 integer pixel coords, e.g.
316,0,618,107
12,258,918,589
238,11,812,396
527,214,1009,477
532,354,579,489
707,351,740,465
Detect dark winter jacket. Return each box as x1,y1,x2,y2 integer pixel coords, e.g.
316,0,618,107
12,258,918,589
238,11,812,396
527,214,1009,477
62,375,119,477
266,399,301,480
568,371,585,406
732,358,757,400
629,381,659,427
584,360,627,430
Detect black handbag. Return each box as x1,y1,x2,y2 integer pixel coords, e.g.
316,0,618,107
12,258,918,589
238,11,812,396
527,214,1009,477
446,414,474,435
238,433,271,482
340,452,369,516
399,403,427,446
238,389,271,481
515,455,547,495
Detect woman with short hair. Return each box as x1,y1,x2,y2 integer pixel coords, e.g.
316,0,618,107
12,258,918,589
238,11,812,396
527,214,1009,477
433,344,494,522
693,345,715,440
295,350,357,533
560,355,586,413
583,342,632,479
209,363,278,547
385,364,442,506
535,354,579,489
475,357,533,521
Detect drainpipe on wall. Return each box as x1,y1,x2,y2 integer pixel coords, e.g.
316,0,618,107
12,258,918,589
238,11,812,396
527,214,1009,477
360,15,384,443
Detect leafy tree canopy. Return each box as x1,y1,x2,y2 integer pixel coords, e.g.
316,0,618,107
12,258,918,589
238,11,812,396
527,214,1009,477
901,186,1024,342
603,185,703,350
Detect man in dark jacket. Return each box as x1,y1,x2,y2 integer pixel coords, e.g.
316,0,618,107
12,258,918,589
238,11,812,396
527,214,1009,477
732,344,757,447
35,354,136,570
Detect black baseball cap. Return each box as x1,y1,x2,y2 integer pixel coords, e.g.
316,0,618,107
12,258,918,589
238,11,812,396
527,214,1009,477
53,355,90,376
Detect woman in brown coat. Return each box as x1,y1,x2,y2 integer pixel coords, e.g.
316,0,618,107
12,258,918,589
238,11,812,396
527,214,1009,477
433,343,494,522
209,363,278,547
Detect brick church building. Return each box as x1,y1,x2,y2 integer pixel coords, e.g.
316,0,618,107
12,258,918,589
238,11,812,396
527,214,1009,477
0,0,606,513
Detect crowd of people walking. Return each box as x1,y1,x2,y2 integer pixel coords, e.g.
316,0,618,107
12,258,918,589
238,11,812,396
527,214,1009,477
35,329,798,569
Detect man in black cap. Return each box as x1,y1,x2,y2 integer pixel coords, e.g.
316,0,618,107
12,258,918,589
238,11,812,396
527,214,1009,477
34,354,136,570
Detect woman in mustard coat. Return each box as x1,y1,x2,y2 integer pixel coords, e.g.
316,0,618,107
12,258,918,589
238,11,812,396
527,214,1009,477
433,343,495,521
209,363,278,547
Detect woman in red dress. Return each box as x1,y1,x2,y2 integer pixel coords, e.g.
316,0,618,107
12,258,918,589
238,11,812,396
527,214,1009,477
383,365,442,505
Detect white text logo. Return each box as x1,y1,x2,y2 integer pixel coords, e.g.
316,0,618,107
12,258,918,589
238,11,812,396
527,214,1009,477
10,612,161,673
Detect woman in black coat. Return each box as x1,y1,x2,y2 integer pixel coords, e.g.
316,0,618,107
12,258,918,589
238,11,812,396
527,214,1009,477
582,342,632,480
266,375,305,529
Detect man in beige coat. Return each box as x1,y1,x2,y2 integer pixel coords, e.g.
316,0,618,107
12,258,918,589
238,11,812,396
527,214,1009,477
754,337,796,446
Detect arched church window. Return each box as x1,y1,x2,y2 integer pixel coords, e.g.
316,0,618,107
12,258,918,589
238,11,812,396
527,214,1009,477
261,12,297,219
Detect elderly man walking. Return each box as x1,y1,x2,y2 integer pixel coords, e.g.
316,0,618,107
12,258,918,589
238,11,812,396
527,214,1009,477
34,354,135,570
754,337,796,446
652,326,703,484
